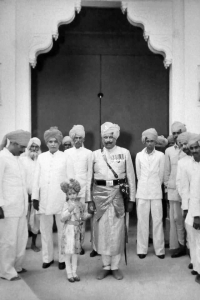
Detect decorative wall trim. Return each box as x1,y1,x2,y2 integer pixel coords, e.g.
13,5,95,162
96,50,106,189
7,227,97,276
29,34,53,68
122,1,173,69
29,0,81,68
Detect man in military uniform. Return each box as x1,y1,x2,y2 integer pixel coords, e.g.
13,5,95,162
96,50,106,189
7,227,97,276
87,122,136,280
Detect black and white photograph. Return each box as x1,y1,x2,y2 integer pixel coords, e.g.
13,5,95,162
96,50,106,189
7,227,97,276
0,0,200,299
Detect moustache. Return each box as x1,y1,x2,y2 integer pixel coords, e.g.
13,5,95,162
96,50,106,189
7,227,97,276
105,142,112,145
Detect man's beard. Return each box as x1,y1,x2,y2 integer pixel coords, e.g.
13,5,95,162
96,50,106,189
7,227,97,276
28,150,40,160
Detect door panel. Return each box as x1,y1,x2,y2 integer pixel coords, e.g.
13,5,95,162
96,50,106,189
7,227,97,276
32,55,101,151
101,55,168,157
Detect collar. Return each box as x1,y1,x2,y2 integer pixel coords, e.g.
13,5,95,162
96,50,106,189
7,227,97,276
174,144,179,149
104,145,117,153
145,148,155,156
48,150,59,156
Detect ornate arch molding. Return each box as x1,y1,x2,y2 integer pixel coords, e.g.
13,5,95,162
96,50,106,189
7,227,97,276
121,1,173,68
29,0,81,68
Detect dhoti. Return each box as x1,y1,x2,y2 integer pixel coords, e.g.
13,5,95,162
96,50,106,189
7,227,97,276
93,185,125,256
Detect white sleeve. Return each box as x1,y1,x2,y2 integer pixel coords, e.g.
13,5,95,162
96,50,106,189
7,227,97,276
0,158,6,206
126,150,136,202
31,160,41,200
159,153,165,184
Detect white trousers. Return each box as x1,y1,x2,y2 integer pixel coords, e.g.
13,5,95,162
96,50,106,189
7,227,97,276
185,223,195,265
193,228,200,274
169,201,185,249
102,254,121,270
137,199,165,255
40,214,64,263
0,215,28,280
65,254,78,278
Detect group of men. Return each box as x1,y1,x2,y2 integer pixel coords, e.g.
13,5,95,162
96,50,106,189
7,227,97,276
0,121,200,285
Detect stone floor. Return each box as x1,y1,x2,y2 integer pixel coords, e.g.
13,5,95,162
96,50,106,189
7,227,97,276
0,217,200,300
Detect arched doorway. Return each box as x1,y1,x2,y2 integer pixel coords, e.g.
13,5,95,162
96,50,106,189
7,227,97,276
31,6,169,158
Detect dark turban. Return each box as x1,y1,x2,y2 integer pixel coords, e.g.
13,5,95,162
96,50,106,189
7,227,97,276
6,130,31,147
44,127,63,145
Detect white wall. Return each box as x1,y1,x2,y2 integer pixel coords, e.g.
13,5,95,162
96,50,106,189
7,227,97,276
0,0,200,140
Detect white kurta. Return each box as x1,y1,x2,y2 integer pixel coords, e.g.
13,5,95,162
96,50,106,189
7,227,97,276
31,150,67,263
64,147,92,201
164,146,186,249
135,148,165,255
179,157,200,273
20,155,40,234
164,145,186,201
20,155,38,195
32,150,67,215
0,148,28,217
0,148,28,280
136,148,165,200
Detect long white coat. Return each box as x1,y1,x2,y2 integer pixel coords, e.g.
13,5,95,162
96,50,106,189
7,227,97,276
164,145,186,201
176,155,192,211
136,148,165,200
20,155,38,195
32,150,67,215
0,148,28,217
64,147,92,200
179,158,200,226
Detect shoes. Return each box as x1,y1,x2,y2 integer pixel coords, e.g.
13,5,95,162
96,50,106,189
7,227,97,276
191,270,198,275
80,248,85,255
17,268,27,274
171,246,186,258
97,269,111,280
10,276,21,281
68,277,75,283
195,274,200,284
138,254,146,259
58,262,66,270
90,250,98,257
188,263,193,270
157,255,165,259
111,269,123,280
31,244,40,252
74,276,80,282
42,260,54,269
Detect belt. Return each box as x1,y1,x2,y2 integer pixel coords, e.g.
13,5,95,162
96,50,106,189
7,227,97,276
94,179,126,187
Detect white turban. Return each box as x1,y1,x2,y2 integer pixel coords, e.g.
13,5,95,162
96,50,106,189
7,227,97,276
171,122,186,133
188,133,200,147
62,136,72,145
27,137,41,150
44,127,63,145
69,125,85,140
142,128,158,144
167,135,174,144
6,130,31,147
101,122,120,139
177,132,191,144
156,135,168,148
